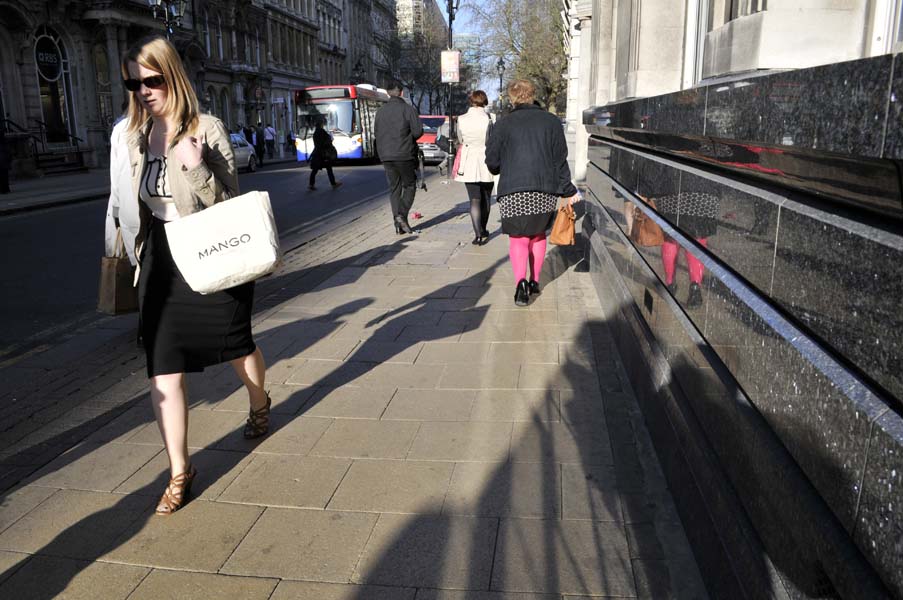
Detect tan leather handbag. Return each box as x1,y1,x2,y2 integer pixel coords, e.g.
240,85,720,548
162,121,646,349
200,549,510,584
550,203,576,245
630,197,664,247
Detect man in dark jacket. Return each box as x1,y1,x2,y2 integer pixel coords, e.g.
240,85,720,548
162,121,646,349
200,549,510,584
374,80,423,233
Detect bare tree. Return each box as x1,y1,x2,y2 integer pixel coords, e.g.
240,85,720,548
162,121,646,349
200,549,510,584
386,20,448,114
464,0,568,110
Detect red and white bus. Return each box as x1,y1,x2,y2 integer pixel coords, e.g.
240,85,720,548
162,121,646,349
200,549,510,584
291,84,390,161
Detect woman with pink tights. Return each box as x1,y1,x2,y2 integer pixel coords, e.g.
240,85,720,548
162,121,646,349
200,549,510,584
485,79,580,306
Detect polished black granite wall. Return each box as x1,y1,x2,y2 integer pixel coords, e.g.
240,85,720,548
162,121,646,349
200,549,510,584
582,53,903,599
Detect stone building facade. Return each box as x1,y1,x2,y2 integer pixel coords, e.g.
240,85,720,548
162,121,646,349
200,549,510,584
570,1,903,597
0,0,399,176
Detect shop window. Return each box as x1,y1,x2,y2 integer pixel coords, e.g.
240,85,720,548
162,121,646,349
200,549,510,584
34,26,76,144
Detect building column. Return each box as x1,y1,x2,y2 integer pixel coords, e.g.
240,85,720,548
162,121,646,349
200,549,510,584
105,24,124,116
574,16,594,183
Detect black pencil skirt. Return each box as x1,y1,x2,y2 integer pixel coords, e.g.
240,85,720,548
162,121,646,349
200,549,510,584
138,217,256,378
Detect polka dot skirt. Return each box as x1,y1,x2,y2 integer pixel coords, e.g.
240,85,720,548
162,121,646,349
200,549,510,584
498,191,560,219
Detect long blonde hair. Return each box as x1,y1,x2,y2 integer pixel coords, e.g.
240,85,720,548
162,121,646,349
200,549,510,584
122,36,199,142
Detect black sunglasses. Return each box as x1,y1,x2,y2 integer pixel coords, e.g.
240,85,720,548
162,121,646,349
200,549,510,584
123,75,166,92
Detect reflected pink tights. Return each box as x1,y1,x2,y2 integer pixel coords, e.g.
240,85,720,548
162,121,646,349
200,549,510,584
509,234,547,282
662,238,708,285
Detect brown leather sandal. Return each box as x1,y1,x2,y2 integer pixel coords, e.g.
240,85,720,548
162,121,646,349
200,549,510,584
155,465,197,515
243,392,272,439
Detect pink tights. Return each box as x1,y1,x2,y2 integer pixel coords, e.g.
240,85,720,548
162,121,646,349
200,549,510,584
509,235,547,282
662,238,708,285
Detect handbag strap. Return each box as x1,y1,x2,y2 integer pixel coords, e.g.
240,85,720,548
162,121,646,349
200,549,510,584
113,228,127,259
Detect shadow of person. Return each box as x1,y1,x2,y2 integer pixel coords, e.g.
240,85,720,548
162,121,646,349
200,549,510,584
0,250,508,596
349,317,663,598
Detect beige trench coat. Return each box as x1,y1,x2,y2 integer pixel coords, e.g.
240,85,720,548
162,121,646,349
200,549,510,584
455,107,495,183
123,114,239,281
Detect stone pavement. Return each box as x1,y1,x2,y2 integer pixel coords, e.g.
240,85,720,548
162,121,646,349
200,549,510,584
0,177,708,599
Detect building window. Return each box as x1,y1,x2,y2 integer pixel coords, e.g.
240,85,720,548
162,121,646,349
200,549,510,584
729,0,766,20
245,33,251,63
92,44,113,128
203,12,210,56
217,16,223,59
256,29,261,66
220,88,230,127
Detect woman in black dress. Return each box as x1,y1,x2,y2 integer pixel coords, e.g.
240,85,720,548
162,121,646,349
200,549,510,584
485,79,580,306
115,36,271,514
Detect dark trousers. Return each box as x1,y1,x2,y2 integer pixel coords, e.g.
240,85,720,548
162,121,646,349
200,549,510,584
0,168,9,194
383,160,417,221
265,140,275,158
255,144,265,166
309,165,335,187
465,182,493,236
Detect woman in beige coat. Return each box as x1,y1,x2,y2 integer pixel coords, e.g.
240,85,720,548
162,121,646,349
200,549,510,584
115,36,270,515
456,90,496,245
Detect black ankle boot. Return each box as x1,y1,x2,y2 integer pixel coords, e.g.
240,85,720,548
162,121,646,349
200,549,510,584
687,282,703,307
528,280,540,295
514,279,530,307
394,217,413,234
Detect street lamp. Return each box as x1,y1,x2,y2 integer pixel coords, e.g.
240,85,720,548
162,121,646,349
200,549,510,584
147,0,188,38
496,58,505,106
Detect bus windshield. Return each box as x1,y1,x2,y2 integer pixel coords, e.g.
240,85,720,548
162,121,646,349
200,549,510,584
420,117,446,133
296,100,355,134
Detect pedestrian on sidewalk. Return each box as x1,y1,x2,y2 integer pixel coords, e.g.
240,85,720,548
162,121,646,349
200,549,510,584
485,79,580,307
374,80,423,234
456,90,496,245
0,129,10,194
113,35,271,515
264,123,276,158
308,118,342,191
253,123,265,167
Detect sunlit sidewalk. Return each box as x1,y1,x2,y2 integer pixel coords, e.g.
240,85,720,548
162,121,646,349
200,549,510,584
0,177,707,598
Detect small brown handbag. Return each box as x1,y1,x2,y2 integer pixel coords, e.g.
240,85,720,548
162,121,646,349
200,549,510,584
630,197,664,247
550,203,576,245
97,229,138,315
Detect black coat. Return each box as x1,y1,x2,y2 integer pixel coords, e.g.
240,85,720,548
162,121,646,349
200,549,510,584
310,127,336,169
485,103,576,198
374,96,423,162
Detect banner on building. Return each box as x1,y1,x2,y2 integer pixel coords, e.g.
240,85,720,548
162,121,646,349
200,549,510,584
441,50,460,83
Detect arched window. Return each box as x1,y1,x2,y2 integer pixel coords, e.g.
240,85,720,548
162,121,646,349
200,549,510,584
216,15,223,59
203,11,210,56
220,88,230,127
256,28,261,66
244,32,251,64
206,86,216,116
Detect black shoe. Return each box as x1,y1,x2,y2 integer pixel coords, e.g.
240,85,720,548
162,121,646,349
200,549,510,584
666,281,678,296
687,282,703,307
528,280,540,295
395,217,414,234
481,229,490,239
514,279,530,307
471,236,483,245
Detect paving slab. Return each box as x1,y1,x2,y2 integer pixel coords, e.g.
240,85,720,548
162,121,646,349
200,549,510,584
352,513,498,589
414,591,558,600
302,385,397,419
443,461,561,519
0,550,28,583
0,554,148,599
510,421,613,466
491,518,636,596
327,459,453,514
408,421,513,462
0,489,153,559
127,410,246,449
382,389,476,421
0,485,57,534
218,454,350,507
221,507,377,581
102,500,263,571
271,580,416,600
561,463,623,522
470,389,561,422
25,442,161,492
127,569,278,599
309,419,421,459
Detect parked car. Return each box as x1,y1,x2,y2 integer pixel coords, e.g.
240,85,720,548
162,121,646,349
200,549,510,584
230,133,257,172
418,115,448,166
